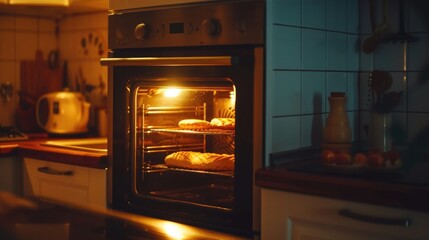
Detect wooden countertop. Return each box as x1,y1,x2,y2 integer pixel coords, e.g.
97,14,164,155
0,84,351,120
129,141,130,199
0,136,107,169
0,196,247,240
256,164,429,214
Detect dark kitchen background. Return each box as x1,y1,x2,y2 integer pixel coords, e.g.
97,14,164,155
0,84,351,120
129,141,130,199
0,0,428,165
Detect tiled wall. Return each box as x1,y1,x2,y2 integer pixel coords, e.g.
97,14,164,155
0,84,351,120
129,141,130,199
265,0,360,163
0,16,57,126
59,12,108,132
359,0,429,151
265,0,429,164
0,12,108,132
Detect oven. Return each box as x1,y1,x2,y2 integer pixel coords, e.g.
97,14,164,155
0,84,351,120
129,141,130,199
101,0,264,237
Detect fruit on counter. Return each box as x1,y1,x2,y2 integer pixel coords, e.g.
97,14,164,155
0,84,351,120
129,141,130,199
383,150,402,168
321,148,402,169
321,149,336,164
367,149,385,167
321,150,353,166
353,153,368,166
333,151,352,165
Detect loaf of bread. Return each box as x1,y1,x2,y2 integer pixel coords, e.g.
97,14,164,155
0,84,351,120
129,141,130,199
165,151,234,171
178,119,211,129
210,118,235,129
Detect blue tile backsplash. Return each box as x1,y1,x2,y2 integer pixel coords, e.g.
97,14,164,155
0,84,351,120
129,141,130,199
266,0,429,161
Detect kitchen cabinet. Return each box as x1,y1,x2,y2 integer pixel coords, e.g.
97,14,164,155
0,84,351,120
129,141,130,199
261,189,429,240
22,158,106,208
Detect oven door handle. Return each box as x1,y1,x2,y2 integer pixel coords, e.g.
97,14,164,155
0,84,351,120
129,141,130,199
100,56,235,67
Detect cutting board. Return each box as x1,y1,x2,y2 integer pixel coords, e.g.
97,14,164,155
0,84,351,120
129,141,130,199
17,50,63,133
20,50,63,101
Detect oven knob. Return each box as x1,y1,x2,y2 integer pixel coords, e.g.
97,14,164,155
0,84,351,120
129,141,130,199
202,18,221,37
135,23,150,40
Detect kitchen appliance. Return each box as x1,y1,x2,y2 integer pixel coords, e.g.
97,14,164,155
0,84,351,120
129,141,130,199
0,126,28,142
101,0,264,237
36,91,91,135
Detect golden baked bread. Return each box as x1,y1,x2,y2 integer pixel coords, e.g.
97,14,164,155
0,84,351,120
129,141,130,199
210,118,235,129
178,119,211,129
165,151,234,171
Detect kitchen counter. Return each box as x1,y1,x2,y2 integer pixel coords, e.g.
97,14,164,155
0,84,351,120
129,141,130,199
256,159,429,214
0,196,246,240
0,137,106,169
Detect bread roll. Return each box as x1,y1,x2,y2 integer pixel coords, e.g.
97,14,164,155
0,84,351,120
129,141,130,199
210,118,235,129
178,119,211,129
165,151,234,171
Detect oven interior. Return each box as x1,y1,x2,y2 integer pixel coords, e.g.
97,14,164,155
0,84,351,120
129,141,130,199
130,78,236,211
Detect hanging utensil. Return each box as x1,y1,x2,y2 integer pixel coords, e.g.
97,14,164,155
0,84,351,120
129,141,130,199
363,0,389,54
382,0,418,44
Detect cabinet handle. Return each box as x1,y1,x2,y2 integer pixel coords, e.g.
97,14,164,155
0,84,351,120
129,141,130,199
37,167,74,176
339,209,411,227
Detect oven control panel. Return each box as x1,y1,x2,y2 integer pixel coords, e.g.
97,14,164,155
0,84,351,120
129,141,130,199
108,0,264,49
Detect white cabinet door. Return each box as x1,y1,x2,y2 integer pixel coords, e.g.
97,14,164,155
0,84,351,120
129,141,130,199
23,158,106,208
261,189,429,240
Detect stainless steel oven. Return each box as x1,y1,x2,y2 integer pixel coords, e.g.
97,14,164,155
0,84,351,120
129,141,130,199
101,0,264,237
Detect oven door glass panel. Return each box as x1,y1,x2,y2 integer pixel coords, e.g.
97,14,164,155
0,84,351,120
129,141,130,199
130,78,235,211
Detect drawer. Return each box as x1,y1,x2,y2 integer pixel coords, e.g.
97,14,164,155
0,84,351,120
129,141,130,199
262,189,429,240
23,158,106,208
24,158,90,186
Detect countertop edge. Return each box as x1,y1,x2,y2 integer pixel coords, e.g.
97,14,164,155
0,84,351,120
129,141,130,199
1,139,107,169
255,167,429,214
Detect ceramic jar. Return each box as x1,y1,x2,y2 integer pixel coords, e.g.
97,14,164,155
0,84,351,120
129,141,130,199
323,92,352,145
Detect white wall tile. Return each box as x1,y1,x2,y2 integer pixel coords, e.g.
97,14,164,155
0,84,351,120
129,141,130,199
15,16,37,31
59,31,78,60
326,32,347,71
408,1,429,32
408,72,429,112
0,31,15,60
391,112,406,146
274,0,302,26
0,16,15,30
15,32,38,60
374,42,404,71
407,33,429,72
38,33,58,59
272,116,301,152
360,36,374,71
301,71,326,114
301,114,324,147
347,34,359,71
274,25,302,70
347,0,359,34
327,0,347,32
302,29,326,70
38,18,56,32
388,72,406,112
347,72,359,111
273,70,302,116
359,72,372,110
302,0,326,29
407,113,429,145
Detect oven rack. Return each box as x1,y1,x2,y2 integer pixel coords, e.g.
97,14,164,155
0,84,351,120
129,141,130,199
143,143,204,153
146,164,234,177
150,128,234,136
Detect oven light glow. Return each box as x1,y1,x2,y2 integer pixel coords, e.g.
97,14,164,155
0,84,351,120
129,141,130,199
162,222,185,239
230,86,236,105
164,88,181,98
